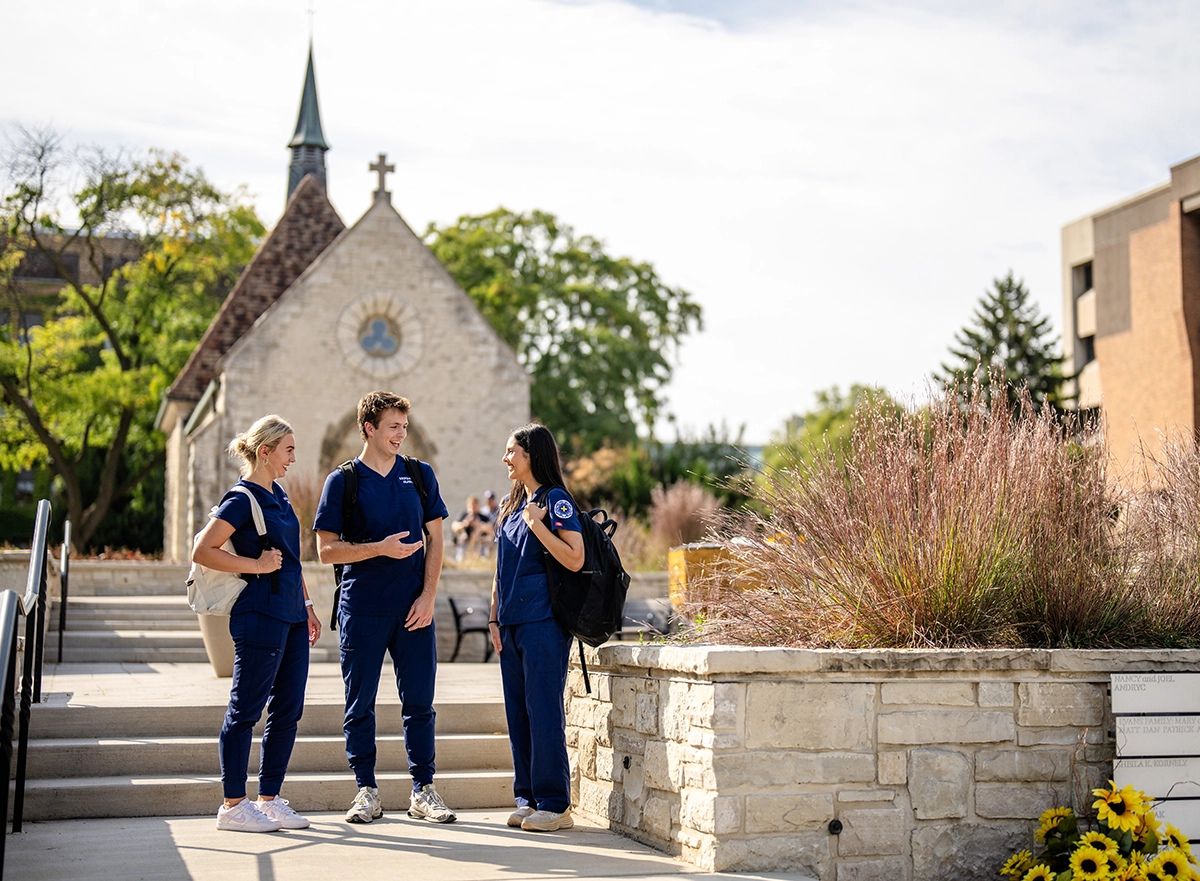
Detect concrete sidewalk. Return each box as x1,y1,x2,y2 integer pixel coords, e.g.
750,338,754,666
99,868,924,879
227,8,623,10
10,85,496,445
4,811,811,880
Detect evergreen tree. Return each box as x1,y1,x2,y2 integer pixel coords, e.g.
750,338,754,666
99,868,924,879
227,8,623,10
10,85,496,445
936,271,1064,413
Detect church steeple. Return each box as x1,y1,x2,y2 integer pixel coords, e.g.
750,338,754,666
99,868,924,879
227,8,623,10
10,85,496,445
287,44,330,199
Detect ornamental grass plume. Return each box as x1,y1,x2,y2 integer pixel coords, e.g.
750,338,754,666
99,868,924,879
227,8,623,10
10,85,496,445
1120,433,1200,646
688,382,1146,648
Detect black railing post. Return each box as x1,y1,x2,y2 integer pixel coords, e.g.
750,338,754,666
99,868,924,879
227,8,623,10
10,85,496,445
56,521,71,664
0,591,22,865
13,499,50,834
32,546,46,704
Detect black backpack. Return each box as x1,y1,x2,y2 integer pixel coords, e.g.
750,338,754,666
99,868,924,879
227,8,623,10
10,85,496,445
539,492,631,692
330,456,428,631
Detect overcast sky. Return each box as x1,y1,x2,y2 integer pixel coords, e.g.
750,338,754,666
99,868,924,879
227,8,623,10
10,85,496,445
6,0,1200,443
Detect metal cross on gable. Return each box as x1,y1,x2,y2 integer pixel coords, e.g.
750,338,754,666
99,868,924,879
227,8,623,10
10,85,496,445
370,153,395,203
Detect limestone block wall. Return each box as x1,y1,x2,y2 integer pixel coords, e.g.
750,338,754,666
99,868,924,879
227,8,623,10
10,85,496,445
566,646,1200,880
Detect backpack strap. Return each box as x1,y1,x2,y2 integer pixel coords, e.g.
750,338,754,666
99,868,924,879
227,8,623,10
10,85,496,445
227,486,267,537
331,460,358,632
227,485,277,594
402,456,431,538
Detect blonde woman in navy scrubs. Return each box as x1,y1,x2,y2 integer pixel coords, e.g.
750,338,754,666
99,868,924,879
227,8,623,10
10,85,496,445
488,423,584,832
193,415,321,833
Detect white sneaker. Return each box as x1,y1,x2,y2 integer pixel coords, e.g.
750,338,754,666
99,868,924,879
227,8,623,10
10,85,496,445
507,806,534,828
408,784,457,823
216,799,283,832
345,786,383,823
256,796,310,829
521,809,574,831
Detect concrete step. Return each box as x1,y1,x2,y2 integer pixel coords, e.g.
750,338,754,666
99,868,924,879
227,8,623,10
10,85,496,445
21,733,512,779
44,646,339,664
46,630,207,649
12,769,514,820
32,700,508,739
47,647,214,664
59,596,193,612
56,618,200,631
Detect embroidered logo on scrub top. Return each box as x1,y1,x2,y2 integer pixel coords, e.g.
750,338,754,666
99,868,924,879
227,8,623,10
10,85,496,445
552,499,574,525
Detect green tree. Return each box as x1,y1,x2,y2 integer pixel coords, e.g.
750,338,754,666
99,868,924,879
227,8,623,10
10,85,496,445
936,271,1064,412
0,128,263,550
424,208,703,452
569,423,750,518
764,384,898,472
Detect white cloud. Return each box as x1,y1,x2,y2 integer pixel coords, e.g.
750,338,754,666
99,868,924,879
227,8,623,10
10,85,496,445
5,0,1200,442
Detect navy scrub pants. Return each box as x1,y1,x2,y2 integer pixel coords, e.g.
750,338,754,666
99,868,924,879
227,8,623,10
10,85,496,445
498,616,574,813
339,613,437,789
218,612,310,800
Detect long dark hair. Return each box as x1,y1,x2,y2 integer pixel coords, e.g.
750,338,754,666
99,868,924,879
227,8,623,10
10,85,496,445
498,423,568,525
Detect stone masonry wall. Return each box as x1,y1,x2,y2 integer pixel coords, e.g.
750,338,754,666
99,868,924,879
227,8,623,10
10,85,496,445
566,645,1200,880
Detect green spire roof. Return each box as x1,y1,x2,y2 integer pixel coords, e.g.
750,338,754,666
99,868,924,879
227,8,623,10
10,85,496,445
288,45,329,150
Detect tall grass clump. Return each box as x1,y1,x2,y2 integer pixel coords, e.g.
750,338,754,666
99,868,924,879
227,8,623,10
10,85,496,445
691,385,1145,648
650,480,720,548
1122,435,1200,646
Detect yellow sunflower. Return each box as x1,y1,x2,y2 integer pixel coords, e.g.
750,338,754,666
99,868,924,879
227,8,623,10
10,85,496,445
1040,806,1075,825
1163,824,1196,863
1093,781,1148,834
1148,849,1193,880
1072,844,1115,881
1020,865,1057,881
1140,808,1163,842
1002,850,1034,879
1080,830,1121,856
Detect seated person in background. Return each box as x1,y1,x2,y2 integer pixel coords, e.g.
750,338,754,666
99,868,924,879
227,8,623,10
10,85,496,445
451,495,494,560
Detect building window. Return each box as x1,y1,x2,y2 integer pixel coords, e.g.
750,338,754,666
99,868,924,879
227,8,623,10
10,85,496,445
18,312,43,345
14,470,34,503
16,252,79,284
1072,261,1093,299
1078,334,1096,366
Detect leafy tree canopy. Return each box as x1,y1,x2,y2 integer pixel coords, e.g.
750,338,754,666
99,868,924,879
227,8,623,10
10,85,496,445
936,271,1064,413
764,384,899,473
0,127,263,549
424,208,703,453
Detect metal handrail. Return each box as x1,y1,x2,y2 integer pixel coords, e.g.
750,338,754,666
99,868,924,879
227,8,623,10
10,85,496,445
0,590,23,874
12,499,51,834
56,520,71,663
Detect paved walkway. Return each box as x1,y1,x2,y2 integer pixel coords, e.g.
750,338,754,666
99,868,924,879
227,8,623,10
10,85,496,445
5,811,807,880
12,662,816,880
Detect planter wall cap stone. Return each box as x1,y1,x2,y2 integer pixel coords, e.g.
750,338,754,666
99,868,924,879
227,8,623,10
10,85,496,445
593,644,1200,676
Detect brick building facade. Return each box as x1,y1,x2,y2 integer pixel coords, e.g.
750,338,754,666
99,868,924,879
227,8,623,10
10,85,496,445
1061,154,1200,469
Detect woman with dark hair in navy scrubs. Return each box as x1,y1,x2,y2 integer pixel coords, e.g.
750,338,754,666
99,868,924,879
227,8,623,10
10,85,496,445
488,423,584,832
192,414,321,833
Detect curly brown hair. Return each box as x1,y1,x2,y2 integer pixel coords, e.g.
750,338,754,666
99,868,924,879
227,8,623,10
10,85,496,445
357,391,411,440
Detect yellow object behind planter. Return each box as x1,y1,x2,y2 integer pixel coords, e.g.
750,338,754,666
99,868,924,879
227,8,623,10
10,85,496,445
667,543,731,610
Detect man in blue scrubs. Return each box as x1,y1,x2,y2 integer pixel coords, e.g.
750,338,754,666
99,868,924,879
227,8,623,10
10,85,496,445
314,391,454,824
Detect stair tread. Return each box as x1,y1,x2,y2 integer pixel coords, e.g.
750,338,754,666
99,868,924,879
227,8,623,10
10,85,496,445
23,769,514,787
27,733,507,746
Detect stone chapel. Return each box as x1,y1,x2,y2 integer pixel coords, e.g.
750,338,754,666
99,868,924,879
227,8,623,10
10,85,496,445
158,47,529,561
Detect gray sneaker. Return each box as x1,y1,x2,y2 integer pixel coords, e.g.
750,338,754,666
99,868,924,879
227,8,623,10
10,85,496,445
507,805,534,828
521,809,574,832
408,783,457,823
345,786,382,824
